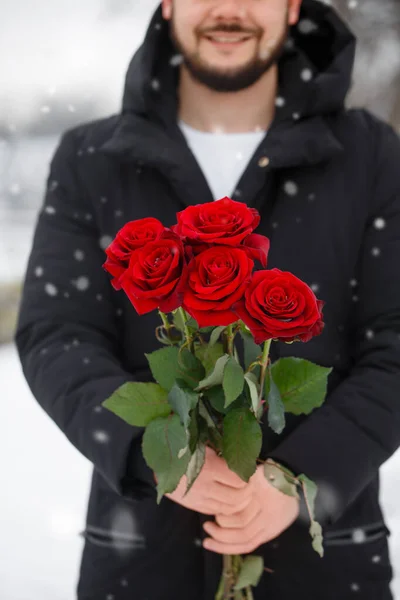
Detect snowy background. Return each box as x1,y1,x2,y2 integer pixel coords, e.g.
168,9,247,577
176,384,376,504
0,0,399,598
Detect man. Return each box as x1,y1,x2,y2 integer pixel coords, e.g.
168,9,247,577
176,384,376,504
14,0,400,598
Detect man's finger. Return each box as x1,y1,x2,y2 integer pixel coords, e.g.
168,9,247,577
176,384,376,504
215,500,261,529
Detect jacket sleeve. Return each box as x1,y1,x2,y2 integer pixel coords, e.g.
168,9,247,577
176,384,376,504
14,128,156,502
268,113,400,526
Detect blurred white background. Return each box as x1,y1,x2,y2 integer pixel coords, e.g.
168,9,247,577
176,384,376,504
0,0,399,598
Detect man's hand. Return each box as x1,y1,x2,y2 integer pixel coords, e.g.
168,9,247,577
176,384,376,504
202,463,300,554
163,446,253,516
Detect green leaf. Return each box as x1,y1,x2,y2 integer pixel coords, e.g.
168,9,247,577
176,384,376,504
240,328,262,376
102,382,171,427
223,357,245,408
298,474,324,557
270,357,332,415
142,414,191,504
310,520,324,558
172,309,186,332
145,346,180,392
209,326,226,348
187,412,199,454
186,317,199,331
167,380,199,429
184,441,206,496
244,372,261,417
195,354,230,391
263,460,299,498
234,555,264,590
265,364,286,434
222,408,262,482
177,349,206,389
198,398,217,429
205,385,227,415
195,342,225,375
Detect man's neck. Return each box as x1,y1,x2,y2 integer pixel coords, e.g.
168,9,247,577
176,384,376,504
177,64,278,134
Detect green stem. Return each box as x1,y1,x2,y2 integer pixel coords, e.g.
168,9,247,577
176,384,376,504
258,338,272,410
158,310,172,340
178,307,194,352
226,324,234,356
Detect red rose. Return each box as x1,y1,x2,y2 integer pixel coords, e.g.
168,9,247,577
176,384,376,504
103,217,168,289
174,198,270,267
175,197,260,246
182,246,254,327
233,268,325,345
118,233,187,315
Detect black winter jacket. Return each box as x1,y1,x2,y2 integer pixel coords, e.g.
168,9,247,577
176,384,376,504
15,1,400,598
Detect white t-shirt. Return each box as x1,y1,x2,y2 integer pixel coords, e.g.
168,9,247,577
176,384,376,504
178,119,267,201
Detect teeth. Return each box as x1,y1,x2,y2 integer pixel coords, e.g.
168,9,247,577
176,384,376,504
210,36,247,43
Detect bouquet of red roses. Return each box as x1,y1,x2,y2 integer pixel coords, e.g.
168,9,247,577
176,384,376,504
102,197,330,600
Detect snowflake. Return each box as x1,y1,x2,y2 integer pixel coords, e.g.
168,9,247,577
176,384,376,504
100,196,108,204
308,192,316,201
154,22,162,30
116,308,123,317
120,578,128,587
275,96,286,107
284,181,298,196
72,338,80,346
45,206,56,215
310,283,319,293
41,105,51,114
350,583,360,592
236,152,244,161
371,247,381,257
99,235,113,250
295,216,302,224
349,278,358,287
35,266,44,277
93,429,110,444
300,68,313,82
87,146,95,154
233,188,242,198
64,292,70,298
96,294,103,301
373,217,386,230
292,112,301,120
372,555,381,563
352,295,359,302
115,210,123,218
74,250,85,261
93,406,103,413
298,19,318,34
45,283,58,297
85,213,93,221
83,357,91,365
272,222,279,228
49,180,59,192
67,104,76,113
365,329,374,340
151,79,160,91
348,0,358,9
73,276,90,291
170,54,183,67
194,537,202,547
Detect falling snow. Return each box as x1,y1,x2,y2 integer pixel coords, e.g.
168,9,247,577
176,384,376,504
93,430,109,444
350,582,360,592
100,235,113,250
365,329,375,340
45,283,58,297
45,206,56,215
74,249,85,261
352,528,366,543
300,68,313,82
372,555,382,563
275,96,286,107
35,266,44,277
371,247,381,257
72,276,90,291
284,181,298,196
170,54,183,67
297,19,318,34
373,217,386,230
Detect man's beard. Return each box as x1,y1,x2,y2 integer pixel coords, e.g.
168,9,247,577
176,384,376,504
169,17,289,93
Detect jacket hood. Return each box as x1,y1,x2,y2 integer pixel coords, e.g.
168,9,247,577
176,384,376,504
121,0,356,128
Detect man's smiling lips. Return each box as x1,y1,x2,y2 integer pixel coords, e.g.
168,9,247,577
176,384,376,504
203,32,254,48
